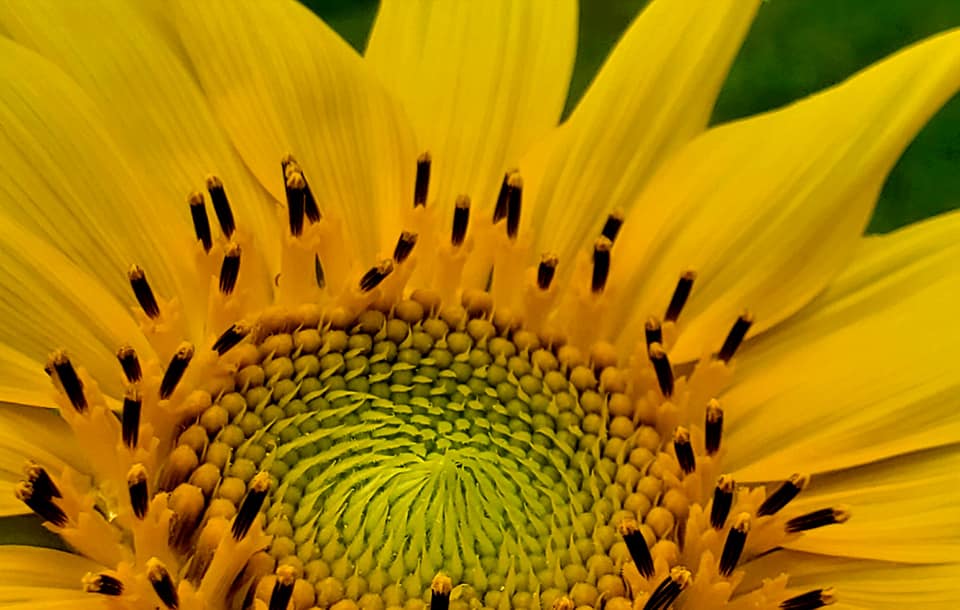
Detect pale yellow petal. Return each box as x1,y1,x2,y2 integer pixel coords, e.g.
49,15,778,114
366,0,577,223
603,28,960,360
172,0,417,260
523,0,760,271
722,211,960,479
785,445,959,563
0,545,101,602
0,0,281,280
0,406,84,517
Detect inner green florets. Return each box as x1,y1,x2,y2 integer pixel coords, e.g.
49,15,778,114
176,300,673,609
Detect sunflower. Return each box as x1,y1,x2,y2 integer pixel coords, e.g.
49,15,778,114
1,0,958,609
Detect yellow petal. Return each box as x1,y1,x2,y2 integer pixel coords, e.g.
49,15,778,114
785,444,960,563
722,210,960,480
0,0,281,275
172,0,417,260
523,0,760,269
604,28,960,360
366,0,577,222
0,406,84,517
0,545,101,602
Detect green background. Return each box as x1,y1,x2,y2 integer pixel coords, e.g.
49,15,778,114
3,0,960,549
308,0,960,233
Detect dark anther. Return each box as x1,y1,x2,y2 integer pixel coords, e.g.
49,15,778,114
393,231,419,264
719,513,750,576
711,475,735,529
673,426,696,474
48,350,86,413
359,259,395,293
618,519,654,579
757,473,809,517
127,463,149,519
284,171,306,237
786,506,850,533
664,270,696,322
780,587,836,609
492,169,516,223
205,175,235,238
601,210,625,243
718,311,754,362
648,343,674,397
283,155,321,222
24,461,61,500
314,254,326,289
414,152,431,208
159,343,194,400
212,322,250,356
128,264,161,319
219,243,241,295
644,317,662,349
451,194,471,246
15,481,67,527
122,387,142,448
430,573,452,610
506,173,523,240
705,399,724,456
232,471,270,540
83,573,124,596
537,253,558,290
643,567,691,610
270,566,297,610
591,237,612,294
147,558,179,609
188,192,213,253
116,345,142,383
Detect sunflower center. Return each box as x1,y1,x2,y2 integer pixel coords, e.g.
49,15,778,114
173,295,673,609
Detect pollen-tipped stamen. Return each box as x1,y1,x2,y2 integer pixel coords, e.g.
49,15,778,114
82,573,124,596
414,152,431,208
269,565,296,610
48,350,86,412
506,173,523,240
116,344,142,383
711,475,735,529
393,231,418,264
231,471,270,540
673,426,695,474
705,399,724,456
648,343,673,397
780,587,836,609
718,311,753,362
538,253,558,290
128,264,161,319
664,271,696,323
492,169,516,223
219,243,241,295
591,237,612,294
127,463,149,519
188,192,213,253
212,322,250,356
644,567,691,610
122,387,142,448
15,481,66,526
430,573,452,610
147,557,179,609
757,473,809,517
284,170,306,237
160,342,194,400
619,518,655,579
786,506,850,533
644,317,662,349
452,195,471,247
719,513,750,576
24,461,60,500
314,254,326,289
601,210,625,243
359,259,394,293
206,175,235,238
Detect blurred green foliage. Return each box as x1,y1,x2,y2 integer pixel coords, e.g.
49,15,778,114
308,0,960,233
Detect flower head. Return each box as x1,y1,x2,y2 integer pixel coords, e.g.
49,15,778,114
1,1,959,610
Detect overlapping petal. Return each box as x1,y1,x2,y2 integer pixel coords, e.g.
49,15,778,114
0,545,102,606
603,28,960,360
722,210,960,479
366,0,577,222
